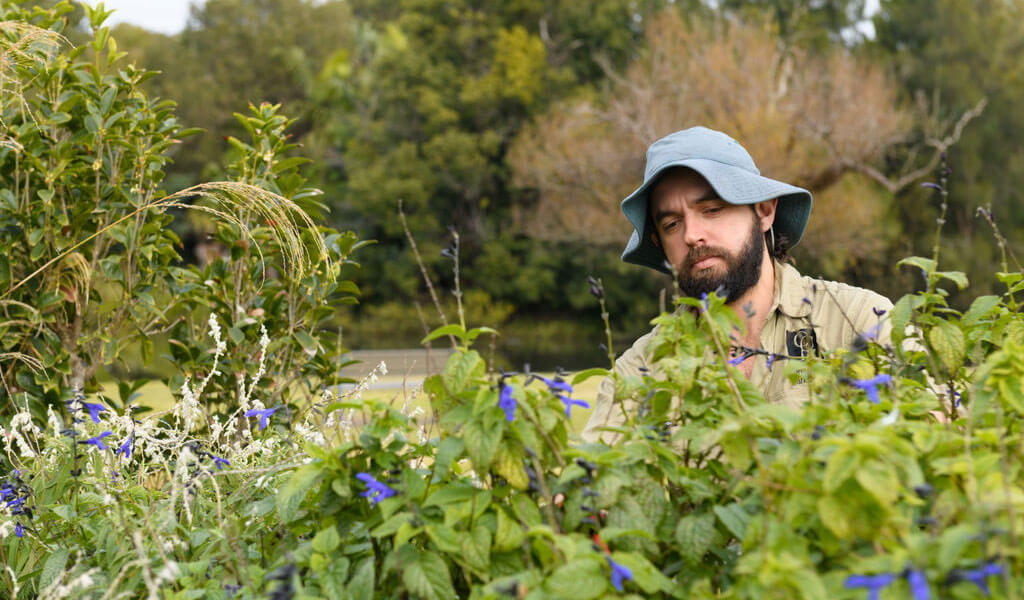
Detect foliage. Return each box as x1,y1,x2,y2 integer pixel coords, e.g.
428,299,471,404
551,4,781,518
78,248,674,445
0,3,361,420
5,235,1024,597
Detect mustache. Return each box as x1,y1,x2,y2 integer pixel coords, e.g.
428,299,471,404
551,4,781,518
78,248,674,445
683,245,729,270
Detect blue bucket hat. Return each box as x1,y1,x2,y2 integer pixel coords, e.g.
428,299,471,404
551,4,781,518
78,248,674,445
621,126,812,274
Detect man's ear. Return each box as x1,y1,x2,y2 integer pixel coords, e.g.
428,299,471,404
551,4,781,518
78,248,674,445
756,198,779,232
650,231,661,248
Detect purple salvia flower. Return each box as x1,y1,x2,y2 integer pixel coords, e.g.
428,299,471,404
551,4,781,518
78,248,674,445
907,569,930,600
956,562,1003,595
537,376,590,417
82,402,106,423
849,374,893,404
605,555,633,592
355,472,397,505
212,456,230,470
560,396,591,418
244,406,279,431
14,522,23,538
766,355,775,372
845,573,896,600
84,431,113,450
498,385,516,422
538,375,572,395
728,354,745,367
6,497,25,509
117,436,133,459
921,182,944,191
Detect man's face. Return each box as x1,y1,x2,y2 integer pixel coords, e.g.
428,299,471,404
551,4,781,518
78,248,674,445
649,168,771,303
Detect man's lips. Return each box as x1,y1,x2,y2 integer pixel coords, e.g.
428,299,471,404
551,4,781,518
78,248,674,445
691,256,720,271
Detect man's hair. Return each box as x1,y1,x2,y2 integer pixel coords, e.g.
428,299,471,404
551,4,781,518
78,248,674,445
766,229,792,263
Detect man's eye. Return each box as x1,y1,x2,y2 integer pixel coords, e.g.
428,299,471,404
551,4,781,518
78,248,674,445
662,221,678,231
705,206,722,215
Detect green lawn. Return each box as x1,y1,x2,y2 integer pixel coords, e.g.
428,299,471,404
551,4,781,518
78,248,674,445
117,371,604,435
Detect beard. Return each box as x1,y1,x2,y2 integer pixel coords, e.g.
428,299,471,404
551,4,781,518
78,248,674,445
676,218,765,304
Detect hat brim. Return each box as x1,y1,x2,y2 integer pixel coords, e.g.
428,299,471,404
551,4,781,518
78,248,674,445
620,158,812,274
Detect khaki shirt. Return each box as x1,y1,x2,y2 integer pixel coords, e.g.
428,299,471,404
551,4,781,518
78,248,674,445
582,261,893,443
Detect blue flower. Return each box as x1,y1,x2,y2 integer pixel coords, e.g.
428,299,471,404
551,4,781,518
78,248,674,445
766,355,775,372
84,431,113,450
6,497,25,509
537,376,590,418
212,456,230,470
605,555,633,592
845,573,896,600
560,396,591,418
921,182,944,192
849,374,893,404
907,569,930,600
117,436,133,459
244,407,279,431
498,385,516,422
955,562,1003,595
14,522,23,538
355,472,397,505
82,402,106,423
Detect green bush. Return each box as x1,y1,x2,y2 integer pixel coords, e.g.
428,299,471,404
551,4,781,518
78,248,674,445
3,3,1024,600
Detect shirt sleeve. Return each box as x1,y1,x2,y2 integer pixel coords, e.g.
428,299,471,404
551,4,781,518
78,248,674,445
580,329,656,444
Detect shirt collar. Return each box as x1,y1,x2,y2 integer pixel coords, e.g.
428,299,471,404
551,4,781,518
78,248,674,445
770,260,813,319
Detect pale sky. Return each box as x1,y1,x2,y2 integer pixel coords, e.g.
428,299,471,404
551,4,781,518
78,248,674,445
81,0,204,35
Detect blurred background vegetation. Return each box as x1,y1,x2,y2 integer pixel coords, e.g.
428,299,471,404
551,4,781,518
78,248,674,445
56,0,1024,370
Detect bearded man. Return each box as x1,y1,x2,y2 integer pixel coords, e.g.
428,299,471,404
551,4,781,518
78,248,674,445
582,126,893,442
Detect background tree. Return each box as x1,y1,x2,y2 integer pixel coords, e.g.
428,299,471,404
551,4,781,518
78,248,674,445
872,0,1024,295
509,10,913,294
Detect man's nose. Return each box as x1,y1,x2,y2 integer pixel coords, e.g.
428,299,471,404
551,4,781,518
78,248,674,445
683,217,708,246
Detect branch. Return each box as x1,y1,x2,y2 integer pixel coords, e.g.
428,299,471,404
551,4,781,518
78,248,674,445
857,97,987,193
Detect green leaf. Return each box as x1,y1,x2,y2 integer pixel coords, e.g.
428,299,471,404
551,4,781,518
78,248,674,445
572,368,610,386
897,256,936,275
466,326,498,342
611,551,673,594
312,526,341,553
441,350,484,395
937,525,977,573
463,414,503,471
512,493,542,527
890,294,921,343
544,558,606,599
823,445,860,494
371,512,413,538
817,495,851,538
425,524,461,554
424,483,477,508
713,503,749,540
460,524,492,575
494,507,526,552
421,324,466,345
433,437,464,479
855,459,899,507
929,320,966,375
402,550,456,600
963,295,1001,325
293,330,319,354
276,463,324,523
674,512,716,564
40,548,70,592
493,444,528,490
347,557,375,600
935,270,969,290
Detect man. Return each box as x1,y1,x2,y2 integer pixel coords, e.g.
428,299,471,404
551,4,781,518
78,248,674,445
582,126,893,442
